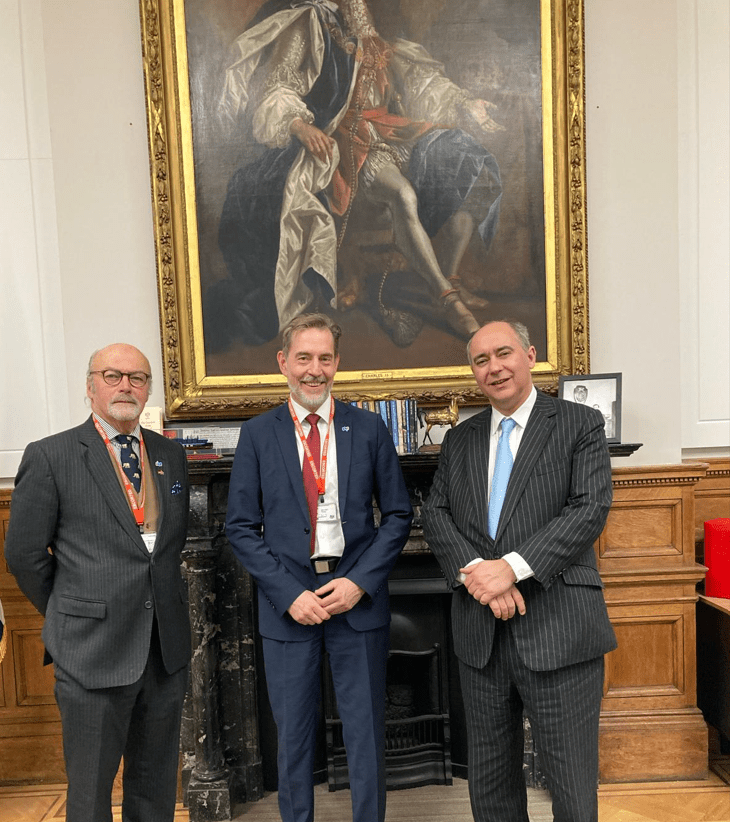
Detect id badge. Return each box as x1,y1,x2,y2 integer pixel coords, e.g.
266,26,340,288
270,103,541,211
316,502,337,522
141,532,157,553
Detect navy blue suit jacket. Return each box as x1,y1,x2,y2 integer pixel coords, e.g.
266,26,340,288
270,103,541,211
226,400,413,641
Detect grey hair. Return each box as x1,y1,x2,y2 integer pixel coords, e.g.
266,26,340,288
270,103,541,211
466,320,532,364
280,313,342,357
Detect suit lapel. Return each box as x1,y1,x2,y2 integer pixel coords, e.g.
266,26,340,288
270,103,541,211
78,417,146,548
334,401,352,513
143,431,169,536
466,409,493,541
273,404,311,524
496,391,557,540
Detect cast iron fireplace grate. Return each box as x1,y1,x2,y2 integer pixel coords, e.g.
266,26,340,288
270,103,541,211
324,645,452,791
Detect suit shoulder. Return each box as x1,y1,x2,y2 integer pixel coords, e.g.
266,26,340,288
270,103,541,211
447,406,490,441
240,405,283,434
142,427,184,452
336,401,377,425
24,420,89,452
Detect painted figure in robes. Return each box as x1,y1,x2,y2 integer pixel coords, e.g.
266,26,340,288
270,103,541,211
211,0,503,349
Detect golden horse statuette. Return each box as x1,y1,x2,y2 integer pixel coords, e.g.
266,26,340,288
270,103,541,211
418,397,461,452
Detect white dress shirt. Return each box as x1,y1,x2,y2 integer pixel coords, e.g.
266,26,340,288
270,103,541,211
290,395,346,558
463,386,538,582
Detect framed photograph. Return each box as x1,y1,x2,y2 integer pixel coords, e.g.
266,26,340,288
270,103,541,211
139,0,591,419
559,373,622,444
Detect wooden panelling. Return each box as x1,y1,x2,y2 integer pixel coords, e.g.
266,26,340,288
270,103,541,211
601,500,682,560
598,464,709,783
685,458,730,537
0,489,66,785
12,629,56,706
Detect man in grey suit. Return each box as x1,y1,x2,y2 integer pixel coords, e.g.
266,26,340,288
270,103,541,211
5,343,190,822
422,321,617,822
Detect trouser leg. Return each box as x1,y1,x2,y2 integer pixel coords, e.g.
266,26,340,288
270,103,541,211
517,653,605,822
54,670,135,822
458,624,529,822
121,623,188,822
325,616,389,822
263,635,323,822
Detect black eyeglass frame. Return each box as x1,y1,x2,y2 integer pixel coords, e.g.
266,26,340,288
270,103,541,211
88,370,151,388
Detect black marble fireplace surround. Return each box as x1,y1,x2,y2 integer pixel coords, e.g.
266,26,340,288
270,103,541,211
180,454,472,821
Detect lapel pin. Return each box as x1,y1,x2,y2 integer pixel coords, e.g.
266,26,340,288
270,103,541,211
155,460,163,467
157,469,165,475
342,426,350,432
171,481,182,495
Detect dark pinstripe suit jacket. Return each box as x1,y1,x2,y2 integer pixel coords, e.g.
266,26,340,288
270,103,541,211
5,416,191,689
422,390,617,672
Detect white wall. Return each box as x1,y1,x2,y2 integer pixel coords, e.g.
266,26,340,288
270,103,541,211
1,0,728,483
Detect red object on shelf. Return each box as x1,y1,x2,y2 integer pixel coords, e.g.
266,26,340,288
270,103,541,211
704,518,730,598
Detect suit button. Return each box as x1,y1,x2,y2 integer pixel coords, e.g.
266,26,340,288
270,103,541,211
144,601,153,609
304,527,310,534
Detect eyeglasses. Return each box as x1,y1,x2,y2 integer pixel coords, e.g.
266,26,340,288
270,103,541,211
89,370,150,388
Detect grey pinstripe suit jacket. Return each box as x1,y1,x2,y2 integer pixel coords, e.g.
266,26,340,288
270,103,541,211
5,416,191,689
422,390,617,672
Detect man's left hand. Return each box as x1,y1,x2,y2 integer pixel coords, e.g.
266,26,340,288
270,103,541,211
315,577,365,615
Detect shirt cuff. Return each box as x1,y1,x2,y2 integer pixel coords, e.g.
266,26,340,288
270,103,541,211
457,557,484,584
502,552,534,581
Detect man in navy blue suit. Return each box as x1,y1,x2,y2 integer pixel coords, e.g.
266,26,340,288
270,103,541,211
226,313,413,822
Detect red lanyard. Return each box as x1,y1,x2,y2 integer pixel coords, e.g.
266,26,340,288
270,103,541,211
288,397,334,497
93,417,146,527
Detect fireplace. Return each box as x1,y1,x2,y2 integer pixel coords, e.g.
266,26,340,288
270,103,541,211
323,585,454,791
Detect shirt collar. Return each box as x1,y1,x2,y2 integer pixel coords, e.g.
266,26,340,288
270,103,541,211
93,413,142,442
490,385,537,435
289,394,332,426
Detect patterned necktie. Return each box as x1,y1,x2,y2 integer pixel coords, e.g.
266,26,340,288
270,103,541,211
115,435,141,493
303,414,321,554
488,418,517,539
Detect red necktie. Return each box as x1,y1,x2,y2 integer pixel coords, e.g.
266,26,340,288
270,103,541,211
303,414,321,554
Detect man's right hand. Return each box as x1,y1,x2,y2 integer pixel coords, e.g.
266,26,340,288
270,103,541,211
290,118,335,162
287,590,331,625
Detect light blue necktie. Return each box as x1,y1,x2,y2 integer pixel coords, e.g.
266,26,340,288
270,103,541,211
488,418,517,538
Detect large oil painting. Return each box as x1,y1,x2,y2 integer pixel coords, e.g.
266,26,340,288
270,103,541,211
139,0,590,419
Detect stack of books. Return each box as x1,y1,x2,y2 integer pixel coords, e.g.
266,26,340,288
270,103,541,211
349,399,418,455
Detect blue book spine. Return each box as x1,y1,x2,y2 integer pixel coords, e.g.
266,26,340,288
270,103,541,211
404,400,412,454
378,400,388,429
389,399,400,452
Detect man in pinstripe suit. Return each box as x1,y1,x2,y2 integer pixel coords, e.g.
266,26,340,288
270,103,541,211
5,344,190,822
422,321,616,822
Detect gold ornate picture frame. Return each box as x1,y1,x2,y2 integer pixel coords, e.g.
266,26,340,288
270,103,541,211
140,0,589,420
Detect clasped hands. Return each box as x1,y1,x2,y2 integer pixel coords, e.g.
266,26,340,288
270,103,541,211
288,577,364,625
460,559,526,620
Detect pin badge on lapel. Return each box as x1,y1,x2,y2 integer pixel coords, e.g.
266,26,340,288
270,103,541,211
342,426,350,432
171,481,182,495
155,460,163,467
